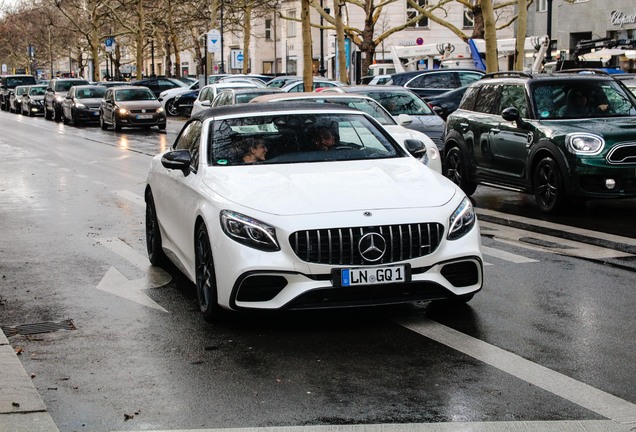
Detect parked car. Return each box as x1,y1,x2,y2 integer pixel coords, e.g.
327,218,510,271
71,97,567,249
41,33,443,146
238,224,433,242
211,88,283,107
280,78,347,93
44,77,90,121
191,82,261,116
90,81,130,88
99,86,166,131
265,75,303,88
444,71,636,213
128,77,188,98
8,85,29,113
0,74,37,111
61,85,107,125
250,92,442,173
323,85,446,153
158,80,200,116
386,69,485,99
217,76,267,87
172,89,199,117
145,103,483,321
20,84,47,116
425,85,471,120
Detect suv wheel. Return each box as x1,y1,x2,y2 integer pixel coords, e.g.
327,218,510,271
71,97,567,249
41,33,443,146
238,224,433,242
533,157,566,213
445,146,477,196
165,99,179,116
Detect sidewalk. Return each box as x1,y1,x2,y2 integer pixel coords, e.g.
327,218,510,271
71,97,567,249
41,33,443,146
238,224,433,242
0,331,58,432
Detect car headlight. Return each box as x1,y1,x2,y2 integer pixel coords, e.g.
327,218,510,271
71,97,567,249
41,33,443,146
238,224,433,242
16,97,22,103
448,197,476,240
566,133,604,155
220,210,280,252
55,95,64,102
117,107,129,115
156,107,164,113
74,103,87,109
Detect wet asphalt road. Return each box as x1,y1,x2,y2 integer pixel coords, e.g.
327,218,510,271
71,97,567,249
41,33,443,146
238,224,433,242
0,111,634,432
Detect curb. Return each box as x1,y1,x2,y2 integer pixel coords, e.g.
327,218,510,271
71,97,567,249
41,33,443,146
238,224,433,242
0,331,58,432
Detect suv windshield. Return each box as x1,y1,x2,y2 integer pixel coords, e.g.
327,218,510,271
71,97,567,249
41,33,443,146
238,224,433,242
532,80,636,119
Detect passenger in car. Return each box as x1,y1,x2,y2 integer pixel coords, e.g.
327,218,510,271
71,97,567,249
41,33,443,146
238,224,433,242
241,137,268,163
311,127,337,151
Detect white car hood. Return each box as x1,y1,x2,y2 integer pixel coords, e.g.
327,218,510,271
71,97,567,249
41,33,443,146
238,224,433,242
204,159,456,216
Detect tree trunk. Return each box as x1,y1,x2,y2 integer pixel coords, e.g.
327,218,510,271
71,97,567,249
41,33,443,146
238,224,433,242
335,0,347,84
136,0,144,79
301,0,313,90
514,0,528,71
481,0,498,73
243,5,252,74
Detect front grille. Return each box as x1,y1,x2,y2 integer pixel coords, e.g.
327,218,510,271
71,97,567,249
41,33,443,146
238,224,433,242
290,223,444,265
607,143,636,164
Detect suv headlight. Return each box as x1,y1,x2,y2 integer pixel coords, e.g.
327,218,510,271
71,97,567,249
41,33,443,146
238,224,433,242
448,197,476,240
220,210,280,252
566,133,604,155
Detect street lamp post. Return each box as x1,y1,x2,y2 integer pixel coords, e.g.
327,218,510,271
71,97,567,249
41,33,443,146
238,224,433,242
219,3,225,74
318,0,330,76
545,0,553,62
150,39,156,77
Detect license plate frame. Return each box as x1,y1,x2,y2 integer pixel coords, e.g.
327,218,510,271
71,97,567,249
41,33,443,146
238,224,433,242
333,264,411,288
136,114,153,119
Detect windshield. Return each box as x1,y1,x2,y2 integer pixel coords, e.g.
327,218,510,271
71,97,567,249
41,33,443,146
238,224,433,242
210,113,401,166
532,80,636,119
76,87,107,99
361,91,435,116
29,86,46,95
115,88,156,101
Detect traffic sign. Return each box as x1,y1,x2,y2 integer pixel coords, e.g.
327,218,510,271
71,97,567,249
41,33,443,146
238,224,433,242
105,37,115,53
207,29,221,54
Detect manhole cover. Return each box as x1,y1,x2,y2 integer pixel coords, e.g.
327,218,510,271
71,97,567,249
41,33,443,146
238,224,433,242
2,319,76,336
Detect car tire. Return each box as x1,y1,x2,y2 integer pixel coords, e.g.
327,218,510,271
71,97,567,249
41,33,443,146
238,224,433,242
165,99,178,116
158,124,166,131
145,191,167,266
444,146,477,196
113,114,121,131
195,223,222,322
533,156,566,213
100,113,108,130
62,111,69,124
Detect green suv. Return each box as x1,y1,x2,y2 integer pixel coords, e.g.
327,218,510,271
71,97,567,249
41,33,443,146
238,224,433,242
443,72,636,212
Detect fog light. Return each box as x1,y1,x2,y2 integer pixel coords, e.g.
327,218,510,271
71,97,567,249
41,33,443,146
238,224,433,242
605,179,616,190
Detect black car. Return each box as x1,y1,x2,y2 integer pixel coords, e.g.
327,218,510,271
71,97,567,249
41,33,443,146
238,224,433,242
386,69,485,99
20,84,47,116
443,71,636,213
0,74,37,111
61,85,107,125
172,89,199,117
425,85,471,120
128,77,187,98
44,78,90,121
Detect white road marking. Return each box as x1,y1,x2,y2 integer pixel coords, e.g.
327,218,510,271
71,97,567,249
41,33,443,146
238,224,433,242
115,189,144,207
96,238,172,312
115,419,633,432
395,317,636,426
480,245,538,263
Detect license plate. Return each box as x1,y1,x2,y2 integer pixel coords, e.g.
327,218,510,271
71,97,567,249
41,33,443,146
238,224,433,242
341,265,407,287
136,114,153,119
93,111,99,116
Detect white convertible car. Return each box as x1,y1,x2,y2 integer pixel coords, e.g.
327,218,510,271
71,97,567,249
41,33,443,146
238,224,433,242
145,103,483,321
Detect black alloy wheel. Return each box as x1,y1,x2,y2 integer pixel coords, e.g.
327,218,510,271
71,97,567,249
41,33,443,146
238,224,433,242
195,224,222,322
534,156,566,213
166,99,179,116
145,191,166,266
445,146,477,196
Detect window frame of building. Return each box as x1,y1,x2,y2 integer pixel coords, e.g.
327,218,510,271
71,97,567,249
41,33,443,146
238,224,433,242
265,19,273,41
407,0,429,29
537,0,547,12
287,10,297,37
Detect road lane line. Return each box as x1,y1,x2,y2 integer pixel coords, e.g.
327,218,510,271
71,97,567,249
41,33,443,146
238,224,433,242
395,317,636,425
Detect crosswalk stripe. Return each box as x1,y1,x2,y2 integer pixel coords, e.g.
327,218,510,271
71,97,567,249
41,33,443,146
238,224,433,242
480,245,538,263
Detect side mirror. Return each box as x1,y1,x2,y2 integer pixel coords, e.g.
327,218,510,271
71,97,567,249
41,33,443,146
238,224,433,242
501,106,528,128
432,105,447,119
397,113,413,126
201,100,211,107
161,149,191,176
404,139,426,155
